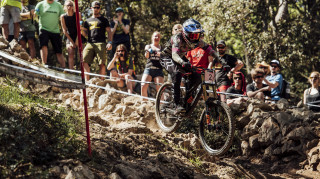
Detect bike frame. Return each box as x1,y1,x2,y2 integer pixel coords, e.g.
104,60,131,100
183,67,219,117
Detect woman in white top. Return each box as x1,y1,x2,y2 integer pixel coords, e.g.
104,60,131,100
303,71,320,111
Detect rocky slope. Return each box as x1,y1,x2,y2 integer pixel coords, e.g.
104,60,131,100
1,33,320,178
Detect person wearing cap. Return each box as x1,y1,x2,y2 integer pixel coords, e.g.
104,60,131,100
215,40,244,102
0,0,22,41
35,0,66,68
110,7,130,59
82,1,112,80
263,59,283,101
255,61,270,76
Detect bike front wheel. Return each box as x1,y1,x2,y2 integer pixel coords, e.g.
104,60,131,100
199,100,234,156
155,83,181,133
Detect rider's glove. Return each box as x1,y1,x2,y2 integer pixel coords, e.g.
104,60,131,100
182,61,192,69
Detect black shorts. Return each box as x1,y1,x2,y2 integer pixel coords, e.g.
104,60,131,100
39,29,62,54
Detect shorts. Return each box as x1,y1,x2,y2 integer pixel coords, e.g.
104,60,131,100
0,5,21,24
39,29,62,53
66,34,77,45
18,31,35,42
83,42,106,65
143,68,164,79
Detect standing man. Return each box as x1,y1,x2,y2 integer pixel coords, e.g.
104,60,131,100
110,7,130,58
82,1,112,80
215,40,244,102
0,0,22,41
264,59,283,101
35,0,65,68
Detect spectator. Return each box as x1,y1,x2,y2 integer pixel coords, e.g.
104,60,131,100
246,68,271,101
35,0,65,68
107,44,136,94
303,71,320,111
110,7,130,59
19,0,36,59
255,61,270,76
141,31,164,99
172,24,183,35
215,40,244,102
226,72,247,105
0,0,21,41
82,1,112,80
264,60,283,101
60,0,80,69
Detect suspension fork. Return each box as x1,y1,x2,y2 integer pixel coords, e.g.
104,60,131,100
201,71,211,125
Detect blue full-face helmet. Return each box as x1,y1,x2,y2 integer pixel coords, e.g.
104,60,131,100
182,18,204,43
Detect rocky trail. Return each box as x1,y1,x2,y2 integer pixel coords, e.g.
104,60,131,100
1,35,320,178
28,77,319,179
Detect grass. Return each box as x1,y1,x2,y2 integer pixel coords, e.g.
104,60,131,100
0,77,87,178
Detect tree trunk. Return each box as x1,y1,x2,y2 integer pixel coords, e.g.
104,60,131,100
240,20,250,74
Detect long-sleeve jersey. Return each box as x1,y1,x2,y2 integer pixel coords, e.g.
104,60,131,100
161,32,219,65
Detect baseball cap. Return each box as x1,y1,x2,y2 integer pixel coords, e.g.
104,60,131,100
115,7,124,12
217,40,226,46
91,1,100,7
270,59,280,66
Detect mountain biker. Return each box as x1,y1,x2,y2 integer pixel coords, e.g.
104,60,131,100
160,18,219,114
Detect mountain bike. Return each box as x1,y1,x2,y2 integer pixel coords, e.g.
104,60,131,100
155,67,235,156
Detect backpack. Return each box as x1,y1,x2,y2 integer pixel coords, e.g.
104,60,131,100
280,79,290,99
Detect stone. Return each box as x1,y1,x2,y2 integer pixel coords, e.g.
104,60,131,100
104,105,114,112
249,134,260,149
307,139,319,150
88,95,96,108
276,98,289,111
258,117,280,146
190,136,202,150
19,51,30,61
241,140,250,156
94,88,103,96
109,172,123,179
98,94,110,110
0,41,8,49
285,126,308,141
236,114,250,129
308,146,320,158
9,39,22,52
123,96,140,105
179,140,191,150
113,105,126,115
247,103,254,115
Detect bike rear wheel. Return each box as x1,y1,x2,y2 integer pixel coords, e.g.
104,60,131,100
155,83,181,133
199,100,234,156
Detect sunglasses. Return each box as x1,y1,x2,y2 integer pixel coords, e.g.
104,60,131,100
233,77,242,80
271,65,278,68
309,77,319,80
217,46,225,49
93,6,100,9
117,50,125,52
259,66,268,69
188,33,200,40
254,75,264,79
67,4,73,7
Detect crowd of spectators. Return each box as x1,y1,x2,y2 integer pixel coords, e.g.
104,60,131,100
0,0,318,111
